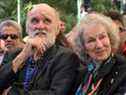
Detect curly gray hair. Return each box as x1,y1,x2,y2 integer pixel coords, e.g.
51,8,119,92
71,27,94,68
75,12,120,62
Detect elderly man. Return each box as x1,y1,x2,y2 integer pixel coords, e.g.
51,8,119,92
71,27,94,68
0,3,79,95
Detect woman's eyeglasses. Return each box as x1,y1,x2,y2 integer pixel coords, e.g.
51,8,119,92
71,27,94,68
0,34,19,40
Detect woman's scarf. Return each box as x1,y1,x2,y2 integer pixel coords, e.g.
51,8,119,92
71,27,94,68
76,54,114,95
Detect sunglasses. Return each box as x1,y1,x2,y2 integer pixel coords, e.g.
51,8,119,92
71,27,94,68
0,34,19,40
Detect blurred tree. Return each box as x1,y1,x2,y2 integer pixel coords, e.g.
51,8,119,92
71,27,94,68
0,0,121,35
0,0,17,21
91,0,119,13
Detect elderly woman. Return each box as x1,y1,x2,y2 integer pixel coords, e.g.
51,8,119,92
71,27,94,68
75,13,126,95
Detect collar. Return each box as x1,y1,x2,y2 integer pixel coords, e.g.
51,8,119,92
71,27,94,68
43,44,57,60
95,54,115,80
34,44,58,68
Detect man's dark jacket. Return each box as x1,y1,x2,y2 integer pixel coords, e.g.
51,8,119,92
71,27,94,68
0,45,80,95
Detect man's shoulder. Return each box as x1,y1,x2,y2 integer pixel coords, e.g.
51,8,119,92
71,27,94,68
56,45,74,53
55,45,80,62
53,45,79,59
49,45,79,60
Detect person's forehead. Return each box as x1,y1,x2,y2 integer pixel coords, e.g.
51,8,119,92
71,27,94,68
83,24,107,37
28,4,58,20
1,26,19,34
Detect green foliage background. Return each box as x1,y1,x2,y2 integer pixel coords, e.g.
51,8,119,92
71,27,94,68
0,0,120,36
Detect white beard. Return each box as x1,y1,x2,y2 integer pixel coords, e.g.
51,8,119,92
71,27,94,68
46,31,56,48
28,29,56,49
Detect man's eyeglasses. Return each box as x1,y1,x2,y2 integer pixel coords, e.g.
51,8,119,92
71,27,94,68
0,34,19,40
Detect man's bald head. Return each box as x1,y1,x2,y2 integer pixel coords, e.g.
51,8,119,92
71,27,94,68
27,3,60,21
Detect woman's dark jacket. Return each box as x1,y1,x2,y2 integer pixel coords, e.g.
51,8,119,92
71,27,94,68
78,54,126,95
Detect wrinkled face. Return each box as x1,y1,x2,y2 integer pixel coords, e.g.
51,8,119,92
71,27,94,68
0,26,20,51
26,4,60,45
83,24,111,62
